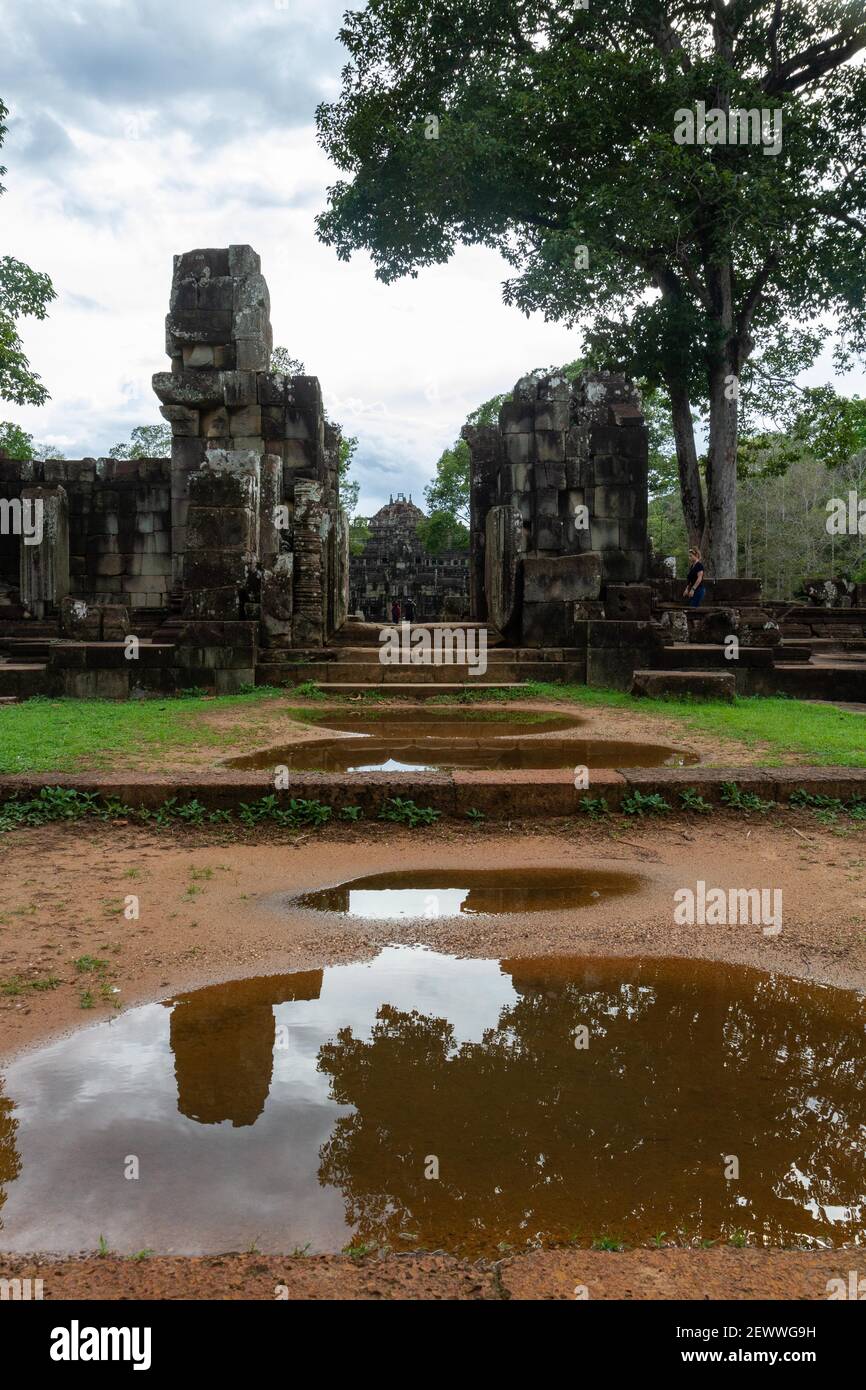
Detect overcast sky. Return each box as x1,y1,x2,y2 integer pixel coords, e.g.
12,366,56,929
0,0,583,515
1,0,863,516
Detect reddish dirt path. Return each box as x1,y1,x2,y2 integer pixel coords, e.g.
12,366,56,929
0,1248,855,1300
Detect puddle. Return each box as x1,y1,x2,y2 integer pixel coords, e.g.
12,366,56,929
292,867,644,917
226,736,696,773
293,710,588,737
1,949,864,1256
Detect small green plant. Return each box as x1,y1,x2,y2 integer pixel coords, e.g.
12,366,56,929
291,1243,312,1258
97,1234,110,1257
128,1249,153,1262
293,680,325,700
719,782,775,813
678,787,712,814
591,1235,625,1252
178,686,208,699
728,1230,748,1248
238,795,333,829
339,805,363,822
622,790,671,817
79,991,95,1009
378,798,441,827
650,1232,667,1248
465,807,485,823
579,795,609,819
74,955,108,975
342,1241,377,1260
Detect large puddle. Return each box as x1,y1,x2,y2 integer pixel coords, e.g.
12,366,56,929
1,948,864,1256
227,736,696,773
291,867,645,917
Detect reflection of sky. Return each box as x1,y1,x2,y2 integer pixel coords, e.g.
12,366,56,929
0,947,515,1254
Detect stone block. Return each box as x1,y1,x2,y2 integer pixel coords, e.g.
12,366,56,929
499,400,535,433
605,584,652,621
504,433,532,465
159,404,199,436
523,552,602,603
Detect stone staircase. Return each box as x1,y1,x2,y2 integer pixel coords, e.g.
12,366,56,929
257,624,586,697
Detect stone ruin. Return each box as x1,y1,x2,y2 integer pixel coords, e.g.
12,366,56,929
0,245,349,694
3,264,866,702
348,493,469,622
462,370,662,684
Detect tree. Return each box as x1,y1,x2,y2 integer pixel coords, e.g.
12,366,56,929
109,423,172,459
416,510,470,554
317,1,866,576
0,421,64,461
270,345,305,375
0,100,56,407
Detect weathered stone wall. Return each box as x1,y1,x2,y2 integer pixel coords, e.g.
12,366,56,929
0,457,172,612
463,371,649,647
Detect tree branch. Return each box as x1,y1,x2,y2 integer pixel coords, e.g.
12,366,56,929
763,23,866,94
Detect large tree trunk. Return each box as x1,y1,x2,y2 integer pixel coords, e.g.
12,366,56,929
704,361,739,578
667,380,705,549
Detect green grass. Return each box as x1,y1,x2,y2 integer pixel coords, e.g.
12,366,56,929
3,680,866,772
0,690,285,773
432,681,866,767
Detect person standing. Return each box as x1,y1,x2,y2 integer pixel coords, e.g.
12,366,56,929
404,596,416,623
391,599,401,623
684,548,706,607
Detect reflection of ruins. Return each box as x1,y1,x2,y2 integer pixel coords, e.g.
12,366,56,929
315,958,866,1256
349,494,468,623
166,971,322,1128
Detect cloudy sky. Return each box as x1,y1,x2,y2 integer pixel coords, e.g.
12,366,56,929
0,0,583,516
1,1,863,516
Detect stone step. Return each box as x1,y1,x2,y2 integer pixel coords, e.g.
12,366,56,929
632,669,736,701
0,662,51,698
658,644,774,670
297,681,529,699
257,661,586,686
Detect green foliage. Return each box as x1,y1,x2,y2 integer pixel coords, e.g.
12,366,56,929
237,795,333,828
339,805,364,821
465,807,485,822
270,346,305,375
416,509,469,554
622,790,672,817
378,797,441,827
678,787,713,815
0,102,56,406
349,515,371,555
109,423,172,459
591,1235,625,1252
423,438,470,527
578,795,609,819
719,782,776,813
316,2,866,570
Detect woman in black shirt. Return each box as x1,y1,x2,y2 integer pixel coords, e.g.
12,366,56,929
684,548,706,607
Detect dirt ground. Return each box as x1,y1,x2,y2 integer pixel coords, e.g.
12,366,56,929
2,814,865,1056
107,696,788,772
0,1247,857,1300
2,811,864,1301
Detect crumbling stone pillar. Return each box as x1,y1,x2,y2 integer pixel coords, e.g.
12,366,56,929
153,245,348,650
19,485,70,618
464,370,649,649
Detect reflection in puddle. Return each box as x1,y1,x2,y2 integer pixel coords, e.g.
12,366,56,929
295,711,588,738
1,949,864,1256
293,868,644,917
226,736,696,773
